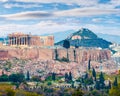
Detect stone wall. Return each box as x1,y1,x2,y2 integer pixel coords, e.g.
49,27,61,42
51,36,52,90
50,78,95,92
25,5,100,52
0,47,111,63
55,48,111,63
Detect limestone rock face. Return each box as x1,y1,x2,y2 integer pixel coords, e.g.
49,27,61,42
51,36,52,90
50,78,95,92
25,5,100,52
0,48,111,63
55,48,111,63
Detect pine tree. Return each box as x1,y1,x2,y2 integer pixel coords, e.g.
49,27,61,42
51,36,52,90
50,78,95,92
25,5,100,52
113,77,118,87
92,68,96,81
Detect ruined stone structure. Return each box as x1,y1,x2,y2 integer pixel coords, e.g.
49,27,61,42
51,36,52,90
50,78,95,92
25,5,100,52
8,32,54,46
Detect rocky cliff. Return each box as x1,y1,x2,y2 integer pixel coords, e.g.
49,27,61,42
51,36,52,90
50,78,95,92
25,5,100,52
0,47,111,63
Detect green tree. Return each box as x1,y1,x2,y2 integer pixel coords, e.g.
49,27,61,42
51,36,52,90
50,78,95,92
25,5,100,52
75,44,79,48
26,71,30,81
108,80,111,89
95,81,100,90
99,72,105,89
52,72,56,81
88,59,91,70
63,40,70,60
73,49,76,62
55,48,58,60
68,72,72,81
113,77,118,87
65,73,69,81
0,74,9,82
9,73,25,83
92,68,96,81
47,82,52,86
84,72,88,79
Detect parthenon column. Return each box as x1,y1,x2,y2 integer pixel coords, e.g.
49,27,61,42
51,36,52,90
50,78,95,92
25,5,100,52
9,37,11,45
11,37,13,45
15,37,16,45
13,37,15,45
20,37,22,45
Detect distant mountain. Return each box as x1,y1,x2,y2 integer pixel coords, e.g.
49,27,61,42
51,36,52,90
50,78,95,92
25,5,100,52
43,30,120,44
0,38,4,42
55,28,112,49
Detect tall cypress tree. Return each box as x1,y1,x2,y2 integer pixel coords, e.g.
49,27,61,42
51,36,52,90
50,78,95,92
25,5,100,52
26,71,30,81
88,59,91,70
99,72,105,89
52,72,56,81
108,80,111,89
85,72,88,79
63,40,70,60
65,73,69,81
55,48,58,60
92,68,96,81
113,77,118,87
95,81,100,90
73,49,76,62
69,72,72,81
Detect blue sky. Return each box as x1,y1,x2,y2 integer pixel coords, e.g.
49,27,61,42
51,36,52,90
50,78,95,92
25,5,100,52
0,0,120,36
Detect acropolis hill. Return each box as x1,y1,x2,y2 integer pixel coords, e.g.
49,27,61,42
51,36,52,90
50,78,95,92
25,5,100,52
0,29,116,78
0,46,116,78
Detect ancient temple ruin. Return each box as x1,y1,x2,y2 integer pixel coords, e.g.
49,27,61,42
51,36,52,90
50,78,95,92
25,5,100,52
8,32,54,46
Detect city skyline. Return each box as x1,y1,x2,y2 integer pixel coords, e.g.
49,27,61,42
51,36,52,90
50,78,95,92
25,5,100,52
0,0,120,36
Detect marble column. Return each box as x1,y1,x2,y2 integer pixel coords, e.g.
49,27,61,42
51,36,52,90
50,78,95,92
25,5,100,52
11,37,13,45
20,37,21,45
9,37,11,45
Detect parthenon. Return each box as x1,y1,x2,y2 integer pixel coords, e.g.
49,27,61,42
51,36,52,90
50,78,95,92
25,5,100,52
9,32,30,45
8,32,54,46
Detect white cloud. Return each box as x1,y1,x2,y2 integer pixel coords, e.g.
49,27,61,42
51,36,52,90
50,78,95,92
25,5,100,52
0,7,119,20
0,11,52,20
4,3,43,9
13,0,98,6
0,0,8,2
110,0,120,6
55,8,120,16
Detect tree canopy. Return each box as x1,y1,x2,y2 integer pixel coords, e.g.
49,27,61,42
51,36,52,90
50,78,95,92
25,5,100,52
63,40,70,49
